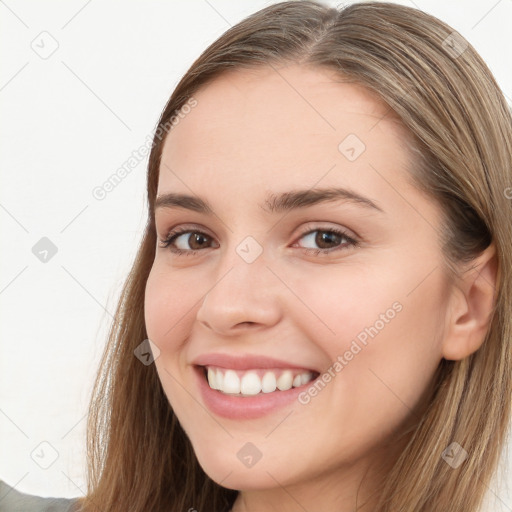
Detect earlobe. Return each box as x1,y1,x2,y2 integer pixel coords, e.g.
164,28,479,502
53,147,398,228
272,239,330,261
441,243,498,361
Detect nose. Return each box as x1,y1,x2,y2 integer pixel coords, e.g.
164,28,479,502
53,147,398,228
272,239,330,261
196,253,283,336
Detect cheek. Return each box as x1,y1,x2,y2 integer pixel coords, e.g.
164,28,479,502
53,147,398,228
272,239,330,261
280,264,407,359
285,260,446,358
144,264,193,348
144,265,197,414
286,263,446,432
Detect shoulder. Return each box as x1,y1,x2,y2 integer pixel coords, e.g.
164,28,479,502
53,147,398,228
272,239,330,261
0,479,80,512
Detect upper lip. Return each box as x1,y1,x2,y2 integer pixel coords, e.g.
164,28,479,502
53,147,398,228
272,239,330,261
192,353,320,373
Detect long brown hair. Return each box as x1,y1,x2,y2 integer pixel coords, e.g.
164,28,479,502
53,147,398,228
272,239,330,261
76,2,512,511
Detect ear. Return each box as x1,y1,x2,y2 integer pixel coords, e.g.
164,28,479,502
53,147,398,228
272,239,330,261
442,243,498,361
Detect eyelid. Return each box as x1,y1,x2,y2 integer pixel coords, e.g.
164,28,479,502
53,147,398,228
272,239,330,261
159,222,214,239
159,221,360,255
294,221,358,240
159,220,359,241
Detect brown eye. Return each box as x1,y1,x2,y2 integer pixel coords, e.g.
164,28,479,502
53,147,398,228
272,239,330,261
183,233,211,250
296,228,358,254
159,230,216,253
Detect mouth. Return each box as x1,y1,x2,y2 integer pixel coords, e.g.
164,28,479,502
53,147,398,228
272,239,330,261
196,364,321,397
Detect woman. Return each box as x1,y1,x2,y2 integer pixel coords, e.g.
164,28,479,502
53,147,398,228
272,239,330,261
3,1,510,511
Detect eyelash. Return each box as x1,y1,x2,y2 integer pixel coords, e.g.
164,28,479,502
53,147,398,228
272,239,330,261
158,225,359,256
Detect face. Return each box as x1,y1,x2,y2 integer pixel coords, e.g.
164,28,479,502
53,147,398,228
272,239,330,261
144,64,452,501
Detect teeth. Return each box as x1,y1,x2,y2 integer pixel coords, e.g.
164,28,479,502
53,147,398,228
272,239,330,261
207,368,218,390
216,368,224,390
301,372,313,385
223,370,240,394
276,370,293,391
205,366,316,396
261,372,276,393
240,372,261,396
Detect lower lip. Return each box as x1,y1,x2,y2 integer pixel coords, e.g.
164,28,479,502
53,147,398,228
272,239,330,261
193,365,317,420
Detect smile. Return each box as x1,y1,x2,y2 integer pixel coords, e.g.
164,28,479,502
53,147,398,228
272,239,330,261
193,364,322,420
204,365,319,396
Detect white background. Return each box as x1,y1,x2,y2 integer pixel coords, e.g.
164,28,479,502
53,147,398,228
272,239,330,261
1,0,511,509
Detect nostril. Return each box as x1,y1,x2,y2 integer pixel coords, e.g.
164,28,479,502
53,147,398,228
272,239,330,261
235,321,257,329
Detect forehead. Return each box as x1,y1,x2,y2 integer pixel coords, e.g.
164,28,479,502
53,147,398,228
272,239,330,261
158,64,413,205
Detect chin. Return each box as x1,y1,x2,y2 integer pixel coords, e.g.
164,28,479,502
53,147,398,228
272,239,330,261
192,446,290,491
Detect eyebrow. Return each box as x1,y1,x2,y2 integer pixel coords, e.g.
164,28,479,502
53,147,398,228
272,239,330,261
154,187,384,215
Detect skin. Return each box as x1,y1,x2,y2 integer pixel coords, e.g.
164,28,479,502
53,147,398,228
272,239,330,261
144,63,497,512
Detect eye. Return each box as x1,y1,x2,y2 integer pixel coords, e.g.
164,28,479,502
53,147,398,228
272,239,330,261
159,227,217,256
158,225,359,256
293,226,359,255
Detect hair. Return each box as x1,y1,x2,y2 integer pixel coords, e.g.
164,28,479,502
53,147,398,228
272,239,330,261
74,1,512,511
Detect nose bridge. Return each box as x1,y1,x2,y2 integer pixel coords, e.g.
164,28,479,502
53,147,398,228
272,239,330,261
196,235,282,333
